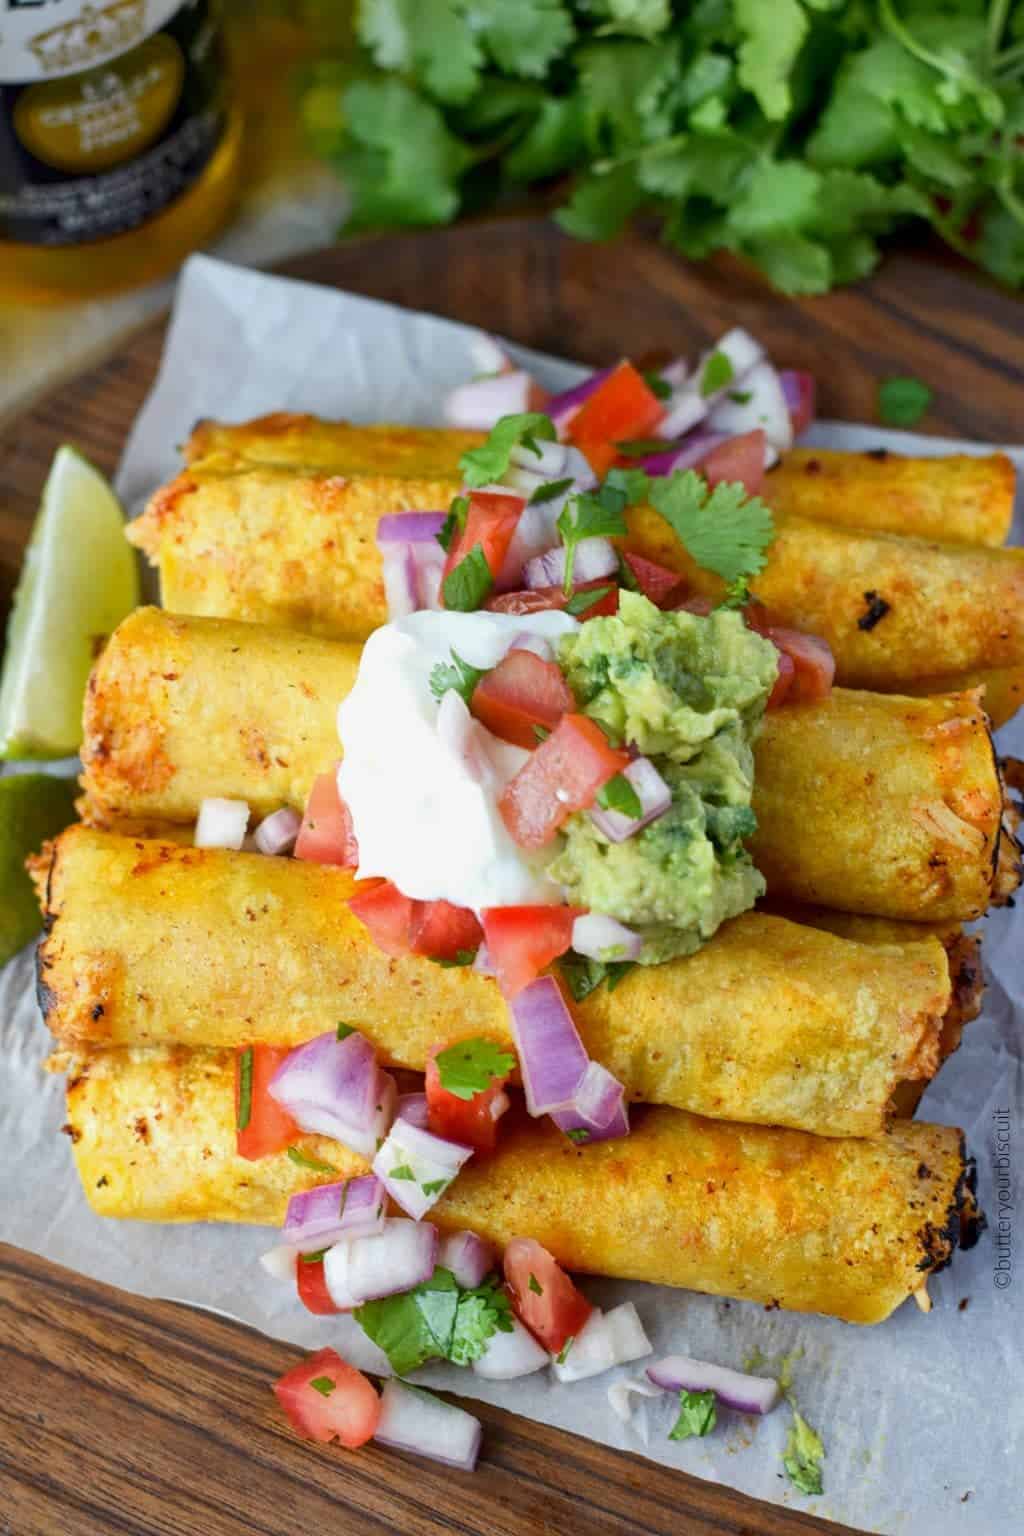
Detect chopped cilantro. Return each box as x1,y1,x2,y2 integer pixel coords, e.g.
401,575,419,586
533,723,551,742
649,470,775,586
432,949,479,968
615,438,669,458
560,951,636,1002
429,649,488,704
728,388,752,404
435,1037,515,1100
530,476,574,505
309,1375,336,1397
877,376,932,428
528,1273,543,1295
669,1388,717,1440
700,350,733,396
356,1265,512,1375
389,1163,417,1181
436,494,468,553
286,1147,337,1174
564,583,615,616
459,412,557,488
556,483,628,594
235,1047,253,1132
421,1177,450,1196
642,370,672,400
442,544,493,612
556,1336,575,1365
300,1249,328,1264
564,1127,591,1144
596,772,643,819
336,1022,356,1040
783,1408,825,1496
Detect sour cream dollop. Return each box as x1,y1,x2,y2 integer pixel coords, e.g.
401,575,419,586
337,609,580,913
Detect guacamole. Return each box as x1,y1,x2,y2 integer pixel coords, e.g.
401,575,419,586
550,592,777,964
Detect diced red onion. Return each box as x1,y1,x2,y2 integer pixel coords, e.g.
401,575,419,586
323,1217,438,1308
552,1302,652,1383
396,1092,429,1130
473,1315,549,1380
253,806,302,856
376,512,447,545
607,1374,664,1426
508,976,589,1117
468,332,513,377
708,361,793,454
510,439,568,478
374,1379,481,1472
546,364,616,437
439,1229,497,1290
589,756,671,843
570,914,642,964
551,1059,629,1145
639,431,726,478
444,370,538,430
646,1355,781,1415
373,1117,473,1220
259,1244,298,1283
524,536,618,590
779,369,816,435
269,1031,397,1160
195,797,249,850
282,1174,387,1253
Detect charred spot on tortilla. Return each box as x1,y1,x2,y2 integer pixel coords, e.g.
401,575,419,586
803,459,821,475
858,591,891,631
866,448,890,461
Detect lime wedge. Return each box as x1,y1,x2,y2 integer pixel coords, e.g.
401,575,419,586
0,772,77,964
0,446,139,759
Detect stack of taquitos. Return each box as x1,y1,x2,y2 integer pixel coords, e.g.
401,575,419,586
47,422,1023,1325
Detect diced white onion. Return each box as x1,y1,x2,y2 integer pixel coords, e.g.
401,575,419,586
571,913,642,963
552,1302,652,1384
607,1374,664,1424
708,360,793,454
195,797,249,850
374,1380,482,1472
373,1117,473,1220
323,1218,438,1309
473,1316,549,1380
259,1244,298,1283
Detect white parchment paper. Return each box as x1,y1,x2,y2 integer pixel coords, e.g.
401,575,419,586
3,255,1022,1535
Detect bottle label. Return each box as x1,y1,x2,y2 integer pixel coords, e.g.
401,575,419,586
0,1,227,246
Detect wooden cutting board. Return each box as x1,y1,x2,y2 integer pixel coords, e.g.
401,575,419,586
1,216,1020,1536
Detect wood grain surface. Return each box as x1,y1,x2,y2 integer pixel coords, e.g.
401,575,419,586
0,217,1021,1536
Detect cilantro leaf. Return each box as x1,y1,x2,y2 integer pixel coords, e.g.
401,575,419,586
877,376,932,427
443,545,493,612
560,951,636,1001
699,350,733,396
339,81,470,231
459,412,557,488
596,773,643,819
286,1147,338,1174
649,471,775,586
530,477,574,505
783,1408,825,1496
435,1037,515,1100
564,584,615,616
604,466,650,505
309,1375,336,1397
556,165,646,241
734,0,807,121
642,371,672,400
668,1388,717,1441
468,0,575,80
356,1266,511,1375
556,484,628,594
437,494,468,553
429,649,488,704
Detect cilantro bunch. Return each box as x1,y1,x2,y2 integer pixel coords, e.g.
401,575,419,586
301,1,1024,292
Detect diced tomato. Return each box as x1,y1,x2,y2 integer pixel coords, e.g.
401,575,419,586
480,905,578,998
443,490,525,595
348,879,417,957
567,362,665,477
425,1039,511,1153
296,1255,343,1316
504,1238,593,1355
294,768,359,868
784,371,816,436
766,648,796,709
410,900,484,961
273,1347,381,1447
235,1044,300,1161
471,650,576,750
486,580,618,620
499,714,628,851
766,626,835,703
702,430,766,496
621,551,683,608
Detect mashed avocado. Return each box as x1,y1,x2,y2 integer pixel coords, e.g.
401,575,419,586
550,592,777,964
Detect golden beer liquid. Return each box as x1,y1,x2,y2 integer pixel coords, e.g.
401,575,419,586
1,3,242,303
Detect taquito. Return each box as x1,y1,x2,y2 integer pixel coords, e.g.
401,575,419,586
58,1043,981,1326
39,827,959,1139
80,608,1020,922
